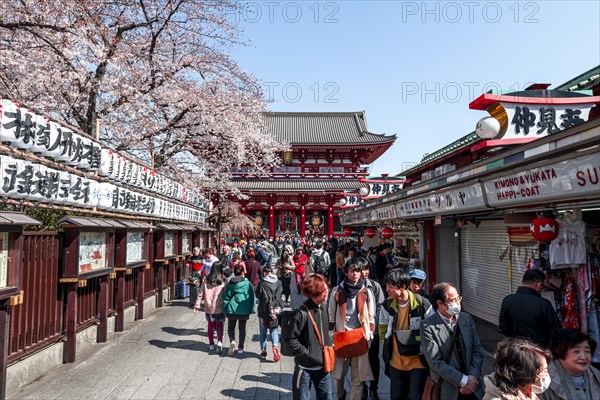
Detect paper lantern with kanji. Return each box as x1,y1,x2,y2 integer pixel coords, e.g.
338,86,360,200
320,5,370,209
365,228,377,239
530,218,559,242
343,227,352,237
381,227,394,240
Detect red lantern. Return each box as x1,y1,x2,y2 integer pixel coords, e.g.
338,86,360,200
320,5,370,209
343,227,352,237
530,218,559,242
365,228,377,239
381,227,394,240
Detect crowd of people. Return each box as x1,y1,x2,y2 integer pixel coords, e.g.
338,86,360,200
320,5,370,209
189,234,600,400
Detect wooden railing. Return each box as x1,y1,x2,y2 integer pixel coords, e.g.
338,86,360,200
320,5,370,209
8,233,62,363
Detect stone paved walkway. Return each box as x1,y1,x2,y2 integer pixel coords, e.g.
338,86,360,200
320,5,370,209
8,289,494,400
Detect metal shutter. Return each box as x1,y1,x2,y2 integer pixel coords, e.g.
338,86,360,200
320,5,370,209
509,244,538,294
460,220,510,324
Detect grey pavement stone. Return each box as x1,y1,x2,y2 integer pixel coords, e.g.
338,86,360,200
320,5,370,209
7,288,501,400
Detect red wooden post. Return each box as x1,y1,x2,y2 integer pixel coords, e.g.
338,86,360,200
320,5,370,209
115,272,125,332
426,220,436,292
136,267,145,320
300,206,306,236
168,261,175,301
269,205,275,239
0,300,9,400
98,276,109,342
65,283,78,363
327,205,334,236
156,263,164,308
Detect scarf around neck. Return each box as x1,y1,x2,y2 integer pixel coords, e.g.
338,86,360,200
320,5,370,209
342,278,365,299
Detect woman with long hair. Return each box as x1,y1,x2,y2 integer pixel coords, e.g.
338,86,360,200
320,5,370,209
276,248,295,305
193,261,225,353
230,252,246,275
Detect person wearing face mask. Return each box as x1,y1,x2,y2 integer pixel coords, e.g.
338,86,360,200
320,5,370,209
420,282,484,400
499,269,560,349
482,337,552,400
539,328,600,400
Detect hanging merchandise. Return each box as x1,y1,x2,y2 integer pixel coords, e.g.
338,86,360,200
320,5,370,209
549,219,587,269
561,274,580,329
589,254,600,363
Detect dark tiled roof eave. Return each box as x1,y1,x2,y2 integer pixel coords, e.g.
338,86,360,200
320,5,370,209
233,179,368,191
262,112,395,145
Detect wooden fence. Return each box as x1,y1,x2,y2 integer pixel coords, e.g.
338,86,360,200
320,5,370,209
8,233,62,363
7,231,183,364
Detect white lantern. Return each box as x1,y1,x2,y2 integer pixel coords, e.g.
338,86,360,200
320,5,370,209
87,179,100,208
0,100,22,145
99,148,113,176
339,197,347,206
97,182,116,209
30,115,50,154
359,186,370,197
475,116,501,139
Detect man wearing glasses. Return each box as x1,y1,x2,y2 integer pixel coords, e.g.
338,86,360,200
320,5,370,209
420,283,484,400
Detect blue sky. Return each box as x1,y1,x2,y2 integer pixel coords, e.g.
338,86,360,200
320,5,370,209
229,1,600,176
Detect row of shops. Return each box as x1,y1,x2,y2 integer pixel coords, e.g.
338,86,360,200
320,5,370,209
341,115,600,360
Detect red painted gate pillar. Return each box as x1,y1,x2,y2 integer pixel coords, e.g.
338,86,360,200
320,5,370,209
327,205,334,237
269,205,275,239
300,205,306,237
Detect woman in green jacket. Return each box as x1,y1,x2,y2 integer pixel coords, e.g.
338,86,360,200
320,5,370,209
223,264,255,357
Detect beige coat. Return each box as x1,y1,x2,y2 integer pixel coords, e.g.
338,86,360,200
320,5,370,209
328,284,376,382
194,281,225,314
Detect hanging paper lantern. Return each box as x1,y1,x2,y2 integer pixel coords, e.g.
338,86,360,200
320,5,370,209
343,227,352,237
365,227,377,238
381,226,394,239
530,218,559,242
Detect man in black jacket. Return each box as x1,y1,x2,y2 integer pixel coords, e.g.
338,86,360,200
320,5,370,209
499,269,560,348
282,274,333,400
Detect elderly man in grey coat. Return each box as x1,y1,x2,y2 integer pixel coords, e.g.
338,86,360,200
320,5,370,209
420,282,484,400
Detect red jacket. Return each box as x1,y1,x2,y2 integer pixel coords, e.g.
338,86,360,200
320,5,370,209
293,254,307,273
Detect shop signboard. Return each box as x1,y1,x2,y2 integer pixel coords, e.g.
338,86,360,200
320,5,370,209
395,183,486,218
126,232,144,263
79,232,108,273
0,232,8,288
484,152,600,207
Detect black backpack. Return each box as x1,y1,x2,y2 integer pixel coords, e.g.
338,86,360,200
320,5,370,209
279,307,307,357
313,252,328,275
258,283,283,329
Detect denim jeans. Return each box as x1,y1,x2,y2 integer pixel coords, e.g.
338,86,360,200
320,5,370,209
292,365,333,400
259,317,280,350
389,366,428,400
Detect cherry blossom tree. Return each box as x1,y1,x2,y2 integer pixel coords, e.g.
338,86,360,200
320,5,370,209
210,200,261,238
0,0,284,195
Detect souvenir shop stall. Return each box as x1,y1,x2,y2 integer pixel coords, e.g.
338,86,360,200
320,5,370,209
530,209,600,364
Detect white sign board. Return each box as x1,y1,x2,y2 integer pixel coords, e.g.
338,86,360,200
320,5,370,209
484,153,600,207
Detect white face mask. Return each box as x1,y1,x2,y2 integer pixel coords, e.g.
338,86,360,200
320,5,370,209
446,302,461,316
531,374,551,394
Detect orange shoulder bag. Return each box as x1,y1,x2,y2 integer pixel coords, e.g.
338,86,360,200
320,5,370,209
302,304,335,373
